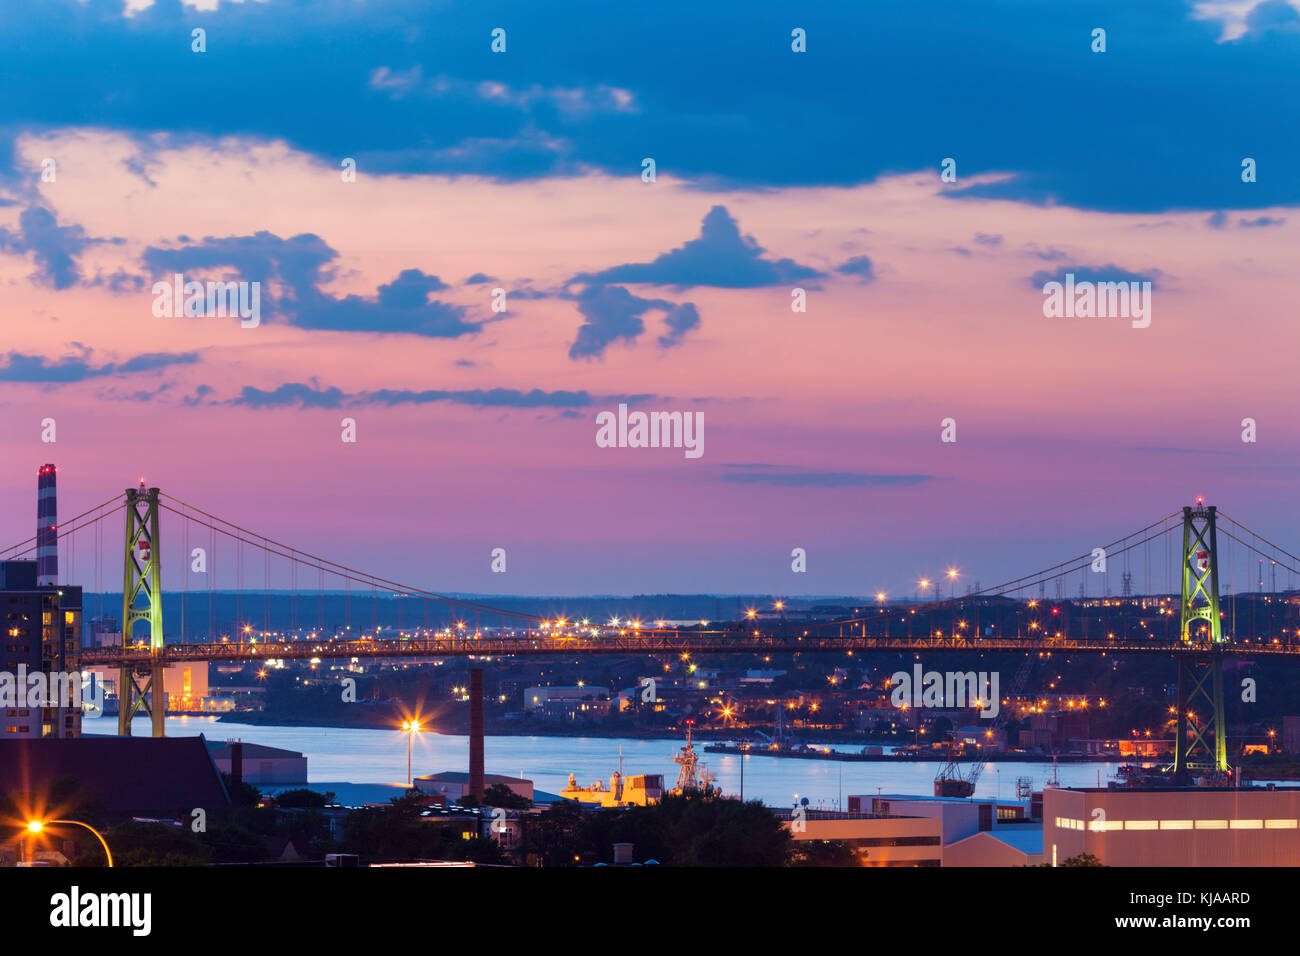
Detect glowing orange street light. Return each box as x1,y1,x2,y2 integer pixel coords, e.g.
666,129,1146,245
27,819,113,867
401,718,422,786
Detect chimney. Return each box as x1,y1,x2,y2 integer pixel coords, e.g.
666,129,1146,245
612,842,634,865
230,740,243,797
469,668,484,800
36,465,57,586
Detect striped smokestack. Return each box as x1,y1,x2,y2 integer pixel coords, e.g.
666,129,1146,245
37,464,57,586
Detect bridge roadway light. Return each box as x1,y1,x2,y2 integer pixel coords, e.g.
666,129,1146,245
26,819,113,867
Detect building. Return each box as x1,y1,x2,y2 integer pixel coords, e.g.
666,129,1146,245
0,734,230,821
86,661,214,713
855,793,1033,846
1044,786,1300,866
1283,715,1300,754
523,685,611,722
414,771,534,804
0,559,82,738
35,464,57,587
207,740,307,784
943,827,1044,866
773,808,943,866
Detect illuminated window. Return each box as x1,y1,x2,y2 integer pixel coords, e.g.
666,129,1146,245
1264,819,1298,829
1123,820,1158,830
1194,820,1228,830
1228,819,1263,830
1159,820,1193,830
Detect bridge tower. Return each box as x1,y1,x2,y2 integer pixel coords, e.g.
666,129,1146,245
118,484,165,737
1173,501,1227,779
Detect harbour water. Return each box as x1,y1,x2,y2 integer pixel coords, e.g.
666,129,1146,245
88,715,1142,808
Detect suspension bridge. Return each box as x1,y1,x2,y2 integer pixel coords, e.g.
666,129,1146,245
6,481,1300,779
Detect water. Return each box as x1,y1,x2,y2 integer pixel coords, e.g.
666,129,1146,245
86,715,1133,809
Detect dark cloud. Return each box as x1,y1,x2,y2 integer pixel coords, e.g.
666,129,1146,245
721,465,935,488
1030,264,1163,290
0,349,197,383
0,1,1298,213
183,384,215,406
569,284,699,359
657,302,700,349
142,231,478,338
463,273,498,285
226,381,654,409
1207,210,1285,229
377,268,449,306
232,383,349,409
0,205,111,289
973,233,1003,246
836,255,876,280
572,206,823,290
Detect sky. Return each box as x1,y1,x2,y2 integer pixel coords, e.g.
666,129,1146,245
0,0,1298,596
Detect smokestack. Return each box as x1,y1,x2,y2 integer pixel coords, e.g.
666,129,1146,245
36,465,57,586
230,740,243,797
469,668,484,800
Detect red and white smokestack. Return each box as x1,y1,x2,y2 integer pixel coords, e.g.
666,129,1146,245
37,464,57,586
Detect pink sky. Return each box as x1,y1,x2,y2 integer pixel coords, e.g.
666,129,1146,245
1,130,1296,594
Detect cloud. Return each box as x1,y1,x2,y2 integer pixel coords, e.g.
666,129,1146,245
230,383,349,409
1208,210,1286,229
0,349,197,383
572,206,823,290
721,464,936,488
569,284,698,359
2,1,1299,212
836,255,876,280
0,205,113,289
657,303,700,349
141,231,478,338
377,268,448,306
226,381,654,409
1029,264,1164,290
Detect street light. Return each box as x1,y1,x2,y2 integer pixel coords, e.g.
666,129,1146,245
401,718,422,786
26,819,113,867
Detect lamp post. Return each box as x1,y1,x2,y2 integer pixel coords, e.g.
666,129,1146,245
402,718,422,786
27,819,113,867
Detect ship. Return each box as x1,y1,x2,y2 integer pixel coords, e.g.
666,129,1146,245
559,770,664,807
671,725,717,795
933,736,983,797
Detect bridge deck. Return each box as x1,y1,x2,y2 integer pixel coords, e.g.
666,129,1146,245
79,632,1296,665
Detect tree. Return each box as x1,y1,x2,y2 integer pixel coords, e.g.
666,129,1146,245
102,821,211,867
572,793,791,867
788,839,859,867
273,789,334,808
479,783,530,810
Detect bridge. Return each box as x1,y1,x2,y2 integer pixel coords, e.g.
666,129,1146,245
7,482,1300,779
